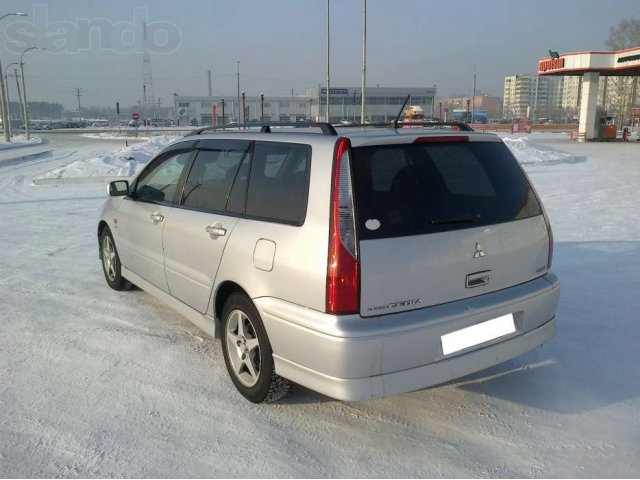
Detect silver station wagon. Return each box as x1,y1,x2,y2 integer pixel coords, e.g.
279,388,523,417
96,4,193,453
99,123,560,403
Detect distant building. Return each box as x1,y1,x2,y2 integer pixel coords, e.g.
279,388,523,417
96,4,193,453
174,85,436,126
502,74,563,120
174,94,311,126
308,86,436,123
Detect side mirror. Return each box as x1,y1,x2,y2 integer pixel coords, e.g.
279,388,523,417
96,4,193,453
108,180,130,197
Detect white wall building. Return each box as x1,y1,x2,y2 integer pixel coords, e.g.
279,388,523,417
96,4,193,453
174,86,436,126
503,74,563,120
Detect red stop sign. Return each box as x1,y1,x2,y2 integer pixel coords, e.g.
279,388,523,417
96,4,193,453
132,112,140,121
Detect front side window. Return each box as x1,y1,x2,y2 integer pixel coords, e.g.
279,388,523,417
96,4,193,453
134,150,194,205
182,142,251,212
245,142,311,225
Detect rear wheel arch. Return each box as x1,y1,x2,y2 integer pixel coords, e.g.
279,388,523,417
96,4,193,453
214,281,250,322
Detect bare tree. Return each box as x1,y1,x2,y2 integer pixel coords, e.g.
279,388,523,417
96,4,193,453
606,19,640,50
606,19,640,124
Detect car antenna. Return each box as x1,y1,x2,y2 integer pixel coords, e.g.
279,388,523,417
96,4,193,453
391,94,411,129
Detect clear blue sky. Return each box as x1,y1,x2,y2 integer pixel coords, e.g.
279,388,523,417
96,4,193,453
1,0,637,109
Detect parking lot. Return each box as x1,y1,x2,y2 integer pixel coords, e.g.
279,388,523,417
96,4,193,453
1,134,639,477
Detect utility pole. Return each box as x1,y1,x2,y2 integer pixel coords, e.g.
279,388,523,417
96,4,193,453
74,87,83,121
260,93,264,122
361,0,367,124
207,69,212,97
236,61,240,123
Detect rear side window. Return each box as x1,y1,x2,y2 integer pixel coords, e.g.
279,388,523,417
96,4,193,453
182,143,250,212
245,142,311,225
351,141,542,240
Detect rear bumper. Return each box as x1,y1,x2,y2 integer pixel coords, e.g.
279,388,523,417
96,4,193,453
256,273,560,401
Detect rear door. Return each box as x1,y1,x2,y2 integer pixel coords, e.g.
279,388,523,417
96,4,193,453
162,140,251,313
351,138,550,317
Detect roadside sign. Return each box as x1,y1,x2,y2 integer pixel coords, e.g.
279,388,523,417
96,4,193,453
132,112,140,121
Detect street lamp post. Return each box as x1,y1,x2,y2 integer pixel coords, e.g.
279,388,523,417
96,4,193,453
361,0,367,124
4,62,19,138
260,93,264,122
0,12,28,142
20,46,44,141
14,69,23,131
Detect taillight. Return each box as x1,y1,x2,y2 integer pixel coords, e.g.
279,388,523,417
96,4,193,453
326,137,359,315
545,214,554,269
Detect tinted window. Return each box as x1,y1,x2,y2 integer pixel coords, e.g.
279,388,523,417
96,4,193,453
351,141,542,240
226,153,251,214
182,144,249,212
134,150,193,204
245,142,311,224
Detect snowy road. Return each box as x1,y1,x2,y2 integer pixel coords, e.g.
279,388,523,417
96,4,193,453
1,134,639,477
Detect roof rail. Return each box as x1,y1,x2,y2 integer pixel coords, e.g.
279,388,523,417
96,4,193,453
260,122,337,135
183,121,472,137
183,121,338,137
327,121,474,131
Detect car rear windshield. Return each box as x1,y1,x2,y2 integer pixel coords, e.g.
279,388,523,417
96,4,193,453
350,140,542,240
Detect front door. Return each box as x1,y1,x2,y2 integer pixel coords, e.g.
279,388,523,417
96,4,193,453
116,149,194,291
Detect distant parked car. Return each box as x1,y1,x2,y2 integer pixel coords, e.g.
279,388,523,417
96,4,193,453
150,118,171,127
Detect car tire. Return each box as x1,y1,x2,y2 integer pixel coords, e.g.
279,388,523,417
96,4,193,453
221,293,291,403
100,227,129,291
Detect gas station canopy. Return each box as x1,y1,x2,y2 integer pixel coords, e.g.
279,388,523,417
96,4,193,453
538,47,640,76
536,46,640,140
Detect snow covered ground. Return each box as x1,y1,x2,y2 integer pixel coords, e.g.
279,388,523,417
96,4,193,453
1,133,639,477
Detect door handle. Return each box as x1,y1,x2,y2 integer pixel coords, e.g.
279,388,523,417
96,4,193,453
206,225,227,237
150,212,164,223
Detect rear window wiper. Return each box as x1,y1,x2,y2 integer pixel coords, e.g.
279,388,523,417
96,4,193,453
430,214,476,225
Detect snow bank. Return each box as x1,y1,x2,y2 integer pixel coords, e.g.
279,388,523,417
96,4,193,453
38,135,180,180
0,134,43,150
503,136,587,165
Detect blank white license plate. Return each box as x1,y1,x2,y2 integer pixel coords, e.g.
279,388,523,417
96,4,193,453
441,313,516,355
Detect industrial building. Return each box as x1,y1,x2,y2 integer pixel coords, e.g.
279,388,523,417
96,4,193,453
174,85,436,126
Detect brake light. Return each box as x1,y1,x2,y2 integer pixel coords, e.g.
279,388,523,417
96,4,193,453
413,135,469,143
545,214,554,269
326,138,359,314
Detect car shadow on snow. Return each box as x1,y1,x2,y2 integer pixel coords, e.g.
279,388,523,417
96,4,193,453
456,241,640,414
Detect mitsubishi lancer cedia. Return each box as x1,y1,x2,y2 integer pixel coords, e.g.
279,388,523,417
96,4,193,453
98,123,560,403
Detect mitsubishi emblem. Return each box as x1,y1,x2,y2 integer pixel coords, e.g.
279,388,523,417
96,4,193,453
473,243,486,259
